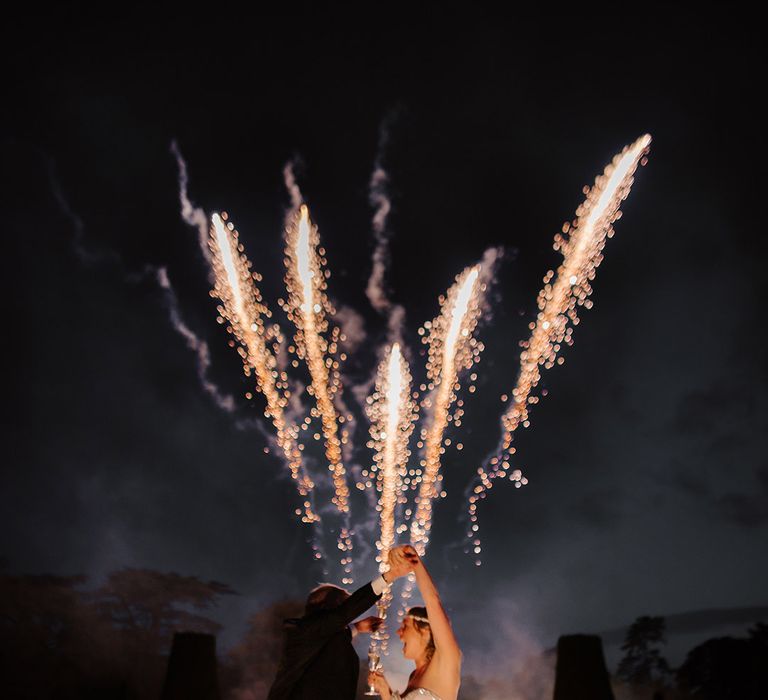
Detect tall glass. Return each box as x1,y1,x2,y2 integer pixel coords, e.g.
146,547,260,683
365,647,382,696
365,601,388,696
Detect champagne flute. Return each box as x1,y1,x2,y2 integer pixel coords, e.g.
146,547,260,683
365,648,382,696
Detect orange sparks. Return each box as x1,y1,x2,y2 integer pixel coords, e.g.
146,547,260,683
369,343,415,567
411,265,485,555
208,213,317,523
366,342,416,649
283,204,353,580
193,136,650,583
467,134,652,564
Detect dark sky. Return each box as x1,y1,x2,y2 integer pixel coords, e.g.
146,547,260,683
3,8,766,672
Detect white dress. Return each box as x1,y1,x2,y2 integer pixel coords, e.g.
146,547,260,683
393,690,443,700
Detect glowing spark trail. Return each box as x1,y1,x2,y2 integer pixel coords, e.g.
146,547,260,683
466,134,652,563
411,265,484,555
181,136,649,585
207,213,318,523
283,205,354,582
366,343,416,650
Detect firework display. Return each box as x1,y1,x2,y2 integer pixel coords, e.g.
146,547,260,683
192,135,649,597
466,135,652,564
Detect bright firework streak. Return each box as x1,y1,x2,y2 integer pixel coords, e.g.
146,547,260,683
411,265,484,556
207,213,318,523
366,342,416,651
283,205,354,581
467,134,652,563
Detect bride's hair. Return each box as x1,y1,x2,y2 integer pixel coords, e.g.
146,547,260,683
408,606,435,661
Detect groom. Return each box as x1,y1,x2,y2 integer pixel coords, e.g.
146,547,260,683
267,553,413,700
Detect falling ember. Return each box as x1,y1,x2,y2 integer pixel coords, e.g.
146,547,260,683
411,265,485,555
207,213,318,523
366,343,416,651
467,134,652,563
283,204,353,579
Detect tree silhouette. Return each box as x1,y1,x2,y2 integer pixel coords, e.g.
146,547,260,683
0,574,117,697
677,623,768,699
617,616,670,687
90,568,236,698
223,598,303,700
0,569,236,699
92,568,236,653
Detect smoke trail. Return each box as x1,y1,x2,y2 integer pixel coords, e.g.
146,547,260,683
366,165,392,313
156,267,237,412
47,157,120,267
283,159,304,222
48,150,235,416
367,118,406,340
170,141,211,262
334,304,367,354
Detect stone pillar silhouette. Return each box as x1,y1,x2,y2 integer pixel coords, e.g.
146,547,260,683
553,634,614,700
162,632,220,700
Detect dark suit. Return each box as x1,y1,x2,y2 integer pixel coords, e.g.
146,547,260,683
267,581,382,700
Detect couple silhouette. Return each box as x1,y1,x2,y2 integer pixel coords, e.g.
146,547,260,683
267,545,461,700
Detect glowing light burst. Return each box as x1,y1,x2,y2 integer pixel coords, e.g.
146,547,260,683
207,213,317,523
466,134,652,564
412,265,485,554
365,343,417,650
283,204,354,582
188,136,649,588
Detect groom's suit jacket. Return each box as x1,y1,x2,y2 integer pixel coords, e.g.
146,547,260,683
267,581,382,700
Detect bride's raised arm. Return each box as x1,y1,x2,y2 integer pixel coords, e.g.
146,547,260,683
396,545,461,661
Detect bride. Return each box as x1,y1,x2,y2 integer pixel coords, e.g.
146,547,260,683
369,545,462,700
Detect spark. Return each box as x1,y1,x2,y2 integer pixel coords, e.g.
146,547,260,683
411,265,484,555
208,213,318,523
466,134,652,564
366,342,417,650
185,137,648,585
376,344,414,563
283,204,353,578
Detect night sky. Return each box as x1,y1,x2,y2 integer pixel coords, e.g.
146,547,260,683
3,9,766,676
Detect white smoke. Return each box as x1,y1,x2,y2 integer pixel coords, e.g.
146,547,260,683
156,267,237,412
456,596,555,700
366,165,392,313
170,141,211,263
282,159,304,225
335,304,367,353
47,157,119,267
366,120,406,341
49,150,236,415
478,246,504,290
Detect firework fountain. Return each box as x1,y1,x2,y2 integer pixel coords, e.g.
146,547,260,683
466,134,652,563
183,133,650,637
207,212,318,524
364,343,417,664
281,204,356,582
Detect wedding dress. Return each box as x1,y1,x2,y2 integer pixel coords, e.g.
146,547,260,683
393,689,443,700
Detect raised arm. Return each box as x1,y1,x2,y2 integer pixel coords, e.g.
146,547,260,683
394,546,461,660
306,555,413,638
